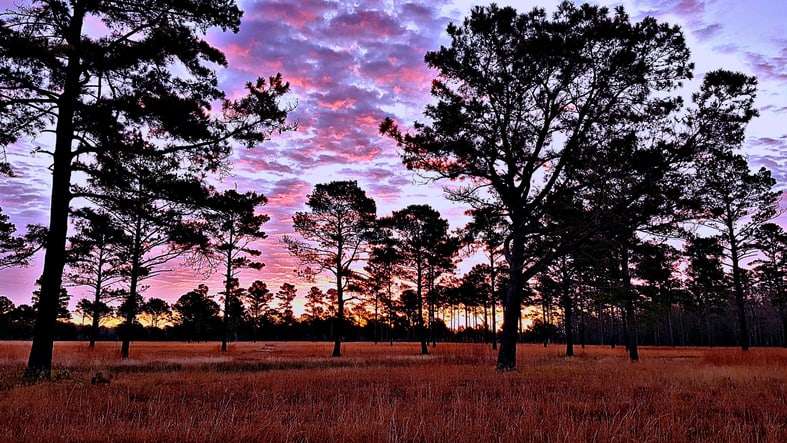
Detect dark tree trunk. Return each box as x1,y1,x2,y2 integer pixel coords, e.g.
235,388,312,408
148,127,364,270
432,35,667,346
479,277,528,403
430,302,436,347
667,303,675,347
728,231,750,351
562,285,574,357
333,253,344,357
662,283,674,347
497,237,524,370
220,301,229,352
621,308,629,351
221,239,234,353
490,254,497,350
417,262,428,355
610,307,617,349
89,308,100,349
89,282,102,350
25,6,85,379
428,270,436,347
332,287,343,357
373,292,379,344
388,282,394,346
88,249,105,349
542,301,549,348
483,302,489,344
121,214,143,360
621,246,639,361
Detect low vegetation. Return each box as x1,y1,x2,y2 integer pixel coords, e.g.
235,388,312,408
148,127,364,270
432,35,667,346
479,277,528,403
0,342,785,442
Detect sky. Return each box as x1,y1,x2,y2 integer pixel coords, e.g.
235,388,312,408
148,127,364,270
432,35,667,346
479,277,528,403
1,0,786,312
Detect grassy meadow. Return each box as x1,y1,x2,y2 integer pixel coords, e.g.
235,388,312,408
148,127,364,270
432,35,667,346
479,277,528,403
0,342,785,442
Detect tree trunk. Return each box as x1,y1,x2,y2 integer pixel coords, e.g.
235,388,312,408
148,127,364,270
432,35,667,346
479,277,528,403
429,302,436,347
667,303,675,347
621,307,630,351
121,214,143,360
483,302,489,344
428,269,436,347
542,301,549,348
25,6,86,379
388,281,394,346
88,249,105,349
562,286,574,357
728,232,750,351
490,254,497,350
610,307,617,349
221,237,234,353
417,261,428,355
621,246,639,361
374,292,379,344
497,237,524,370
333,255,344,357
89,281,102,350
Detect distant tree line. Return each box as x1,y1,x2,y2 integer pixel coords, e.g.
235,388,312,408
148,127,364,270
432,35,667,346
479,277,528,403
0,1,784,379
1,195,784,353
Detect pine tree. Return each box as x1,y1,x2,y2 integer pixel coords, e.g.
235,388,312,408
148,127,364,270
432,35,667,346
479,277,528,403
201,189,268,352
244,280,273,341
66,208,128,348
283,181,376,357
0,0,292,378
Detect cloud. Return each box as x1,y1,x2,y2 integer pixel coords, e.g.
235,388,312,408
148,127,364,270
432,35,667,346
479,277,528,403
635,0,723,43
4,0,785,307
211,0,450,171
744,50,787,82
693,23,722,40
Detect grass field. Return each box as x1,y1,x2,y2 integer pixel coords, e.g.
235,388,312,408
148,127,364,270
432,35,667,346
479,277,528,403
0,341,785,442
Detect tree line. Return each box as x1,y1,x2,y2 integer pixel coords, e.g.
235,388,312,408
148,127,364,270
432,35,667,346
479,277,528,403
2,185,785,353
0,1,784,378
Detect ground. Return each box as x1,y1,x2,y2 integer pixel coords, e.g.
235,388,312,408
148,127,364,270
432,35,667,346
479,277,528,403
0,342,785,442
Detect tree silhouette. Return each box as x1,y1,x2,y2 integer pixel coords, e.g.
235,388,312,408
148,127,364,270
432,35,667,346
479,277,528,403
0,296,15,333
538,252,585,355
275,283,298,325
562,69,762,360
633,242,681,347
753,224,787,346
66,208,128,348
365,232,402,344
224,285,246,345
0,207,45,272
461,264,493,337
244,280,273,341
32,286,70,322
0,0,292,378
201,189,268,352
283,181,376,357
684,236,729,346
424,231,459,346
697,148,781,350
174,285,220,342
83,148,211,359
0,208,24,271
382,3,693,369
142,298,172,329
304,287,328,321
463,207,507,349
77,295,110,329
380,205,451,355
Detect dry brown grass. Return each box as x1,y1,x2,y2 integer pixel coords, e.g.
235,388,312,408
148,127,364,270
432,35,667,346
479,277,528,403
0,341,785,442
